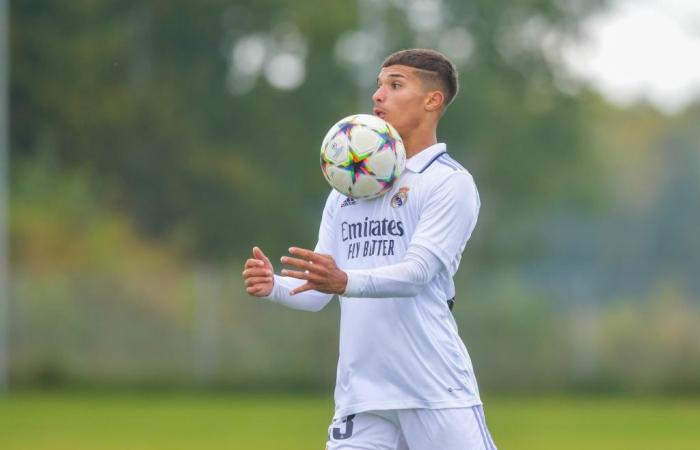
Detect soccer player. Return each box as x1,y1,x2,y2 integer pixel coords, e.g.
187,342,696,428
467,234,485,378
243,48,496,450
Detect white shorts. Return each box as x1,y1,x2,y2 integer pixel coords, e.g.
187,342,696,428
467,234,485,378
326,405,497,450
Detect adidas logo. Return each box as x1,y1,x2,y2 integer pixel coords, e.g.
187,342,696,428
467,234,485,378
340,197,357,208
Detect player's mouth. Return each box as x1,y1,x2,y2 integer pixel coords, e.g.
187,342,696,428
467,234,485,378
373,108,387,120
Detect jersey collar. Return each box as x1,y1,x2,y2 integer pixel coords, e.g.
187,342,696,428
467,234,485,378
404,143,447,173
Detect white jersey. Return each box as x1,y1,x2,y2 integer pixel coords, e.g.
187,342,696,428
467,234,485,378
315,143,482,419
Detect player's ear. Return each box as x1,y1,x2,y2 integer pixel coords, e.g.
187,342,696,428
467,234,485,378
425,90,444,112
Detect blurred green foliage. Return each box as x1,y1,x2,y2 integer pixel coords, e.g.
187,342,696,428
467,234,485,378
10,0,609,260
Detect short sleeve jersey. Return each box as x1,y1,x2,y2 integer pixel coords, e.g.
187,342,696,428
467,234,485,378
316,143,483,419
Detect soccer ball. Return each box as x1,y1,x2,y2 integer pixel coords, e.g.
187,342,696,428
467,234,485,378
320,114,406,199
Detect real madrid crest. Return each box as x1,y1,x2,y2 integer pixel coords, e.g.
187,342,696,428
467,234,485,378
390,187,410,208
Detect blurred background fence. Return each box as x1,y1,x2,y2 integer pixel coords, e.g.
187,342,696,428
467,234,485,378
2,0,700,394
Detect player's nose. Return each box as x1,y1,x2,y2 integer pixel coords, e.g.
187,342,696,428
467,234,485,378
372,86,385,103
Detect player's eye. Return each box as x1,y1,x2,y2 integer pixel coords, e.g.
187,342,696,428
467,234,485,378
391,82,401,89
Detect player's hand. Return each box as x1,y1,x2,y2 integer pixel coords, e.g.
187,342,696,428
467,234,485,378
280,247,348,295
242,246,274,297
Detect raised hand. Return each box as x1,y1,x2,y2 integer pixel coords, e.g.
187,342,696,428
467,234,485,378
280,247,348,295
242,246,274,297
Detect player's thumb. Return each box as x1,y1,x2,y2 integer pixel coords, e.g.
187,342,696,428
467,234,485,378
252,246,265,260
252,246,271,266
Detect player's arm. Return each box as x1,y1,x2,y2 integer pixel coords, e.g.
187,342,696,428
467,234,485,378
281,243,441,297
243,246,333,311
282,171,479,298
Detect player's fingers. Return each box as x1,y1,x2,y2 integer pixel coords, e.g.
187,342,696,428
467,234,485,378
297,248,335,267
321,255,337,269
290,282,315,296
245,276,272,287
288,270,326,287
317,253,334,263
288,247,323,262
244,258,265,269
280,269,325,286
280,256,313,271
246,285,265,296
283,254,334,275
242,267,272,278
252,246,266,259
279,269,309,280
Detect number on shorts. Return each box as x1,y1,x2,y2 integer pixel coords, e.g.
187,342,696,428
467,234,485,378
332,414,356,440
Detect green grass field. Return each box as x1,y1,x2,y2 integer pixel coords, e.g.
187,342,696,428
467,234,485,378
1,392,698,449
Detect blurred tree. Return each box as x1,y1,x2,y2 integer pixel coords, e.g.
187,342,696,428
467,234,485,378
10,0,610,262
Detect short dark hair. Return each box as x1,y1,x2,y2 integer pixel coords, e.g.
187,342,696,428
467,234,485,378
381,48,459,108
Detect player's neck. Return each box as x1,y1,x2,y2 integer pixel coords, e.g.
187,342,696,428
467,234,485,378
403,129,438,159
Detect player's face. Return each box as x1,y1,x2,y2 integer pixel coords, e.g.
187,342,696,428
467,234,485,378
372,65,428,137
372,65,431,137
